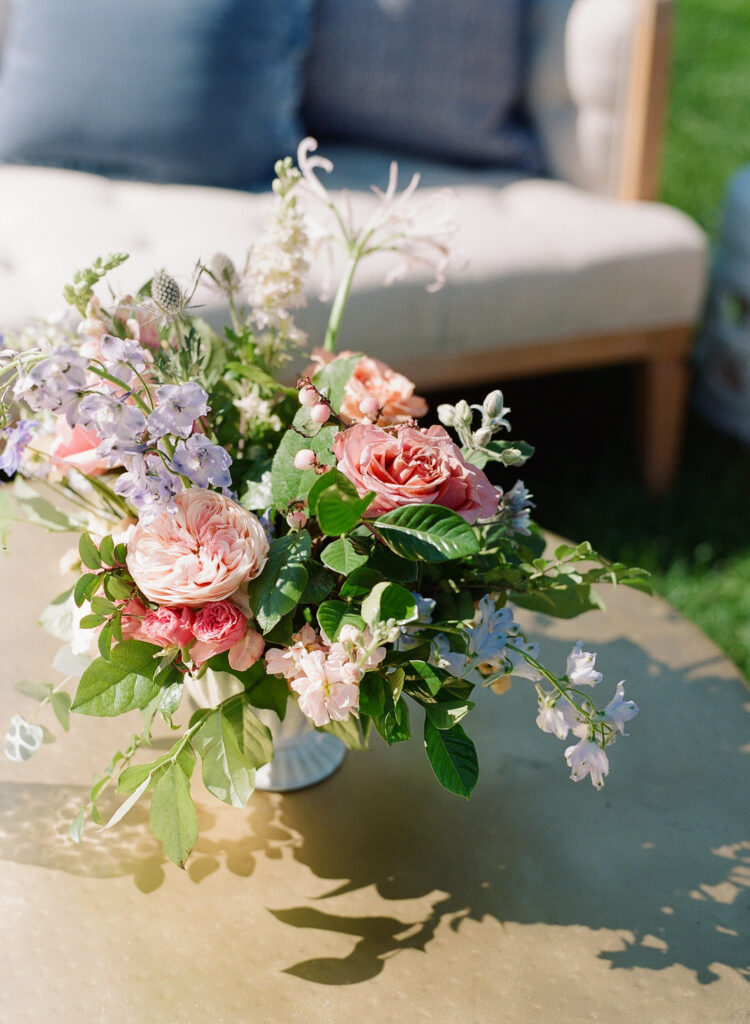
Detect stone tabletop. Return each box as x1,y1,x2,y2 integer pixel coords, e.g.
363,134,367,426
1,524,748,1024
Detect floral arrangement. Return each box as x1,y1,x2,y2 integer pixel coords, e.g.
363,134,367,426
0,141,646,867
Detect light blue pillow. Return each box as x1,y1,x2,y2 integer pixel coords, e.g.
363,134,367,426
304,0,540,172
0,0,313,188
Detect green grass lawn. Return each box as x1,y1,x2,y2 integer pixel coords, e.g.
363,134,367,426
502,0,750,680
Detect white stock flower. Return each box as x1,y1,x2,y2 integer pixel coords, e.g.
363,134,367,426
603,681,639,735
564,738,609,789
566,642,603,687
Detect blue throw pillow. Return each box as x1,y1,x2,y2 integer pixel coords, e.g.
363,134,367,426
0,0,313,188
304,0,540,172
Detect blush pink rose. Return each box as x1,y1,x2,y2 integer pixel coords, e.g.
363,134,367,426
333,423,499,523
306,349,427,426
126,489,269,607
140,605,196,649
190,600,264,670
50,418,108,476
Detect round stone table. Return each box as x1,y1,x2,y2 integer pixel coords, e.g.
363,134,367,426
1,524,748,1023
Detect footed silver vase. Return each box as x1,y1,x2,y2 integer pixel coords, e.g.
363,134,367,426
183,670,346,792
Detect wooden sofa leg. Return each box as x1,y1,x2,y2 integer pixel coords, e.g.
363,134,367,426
640,330,692,496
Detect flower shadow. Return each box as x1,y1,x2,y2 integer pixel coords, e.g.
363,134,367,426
251,630,750,987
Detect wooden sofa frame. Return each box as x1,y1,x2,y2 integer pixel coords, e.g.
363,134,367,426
400,0,689,496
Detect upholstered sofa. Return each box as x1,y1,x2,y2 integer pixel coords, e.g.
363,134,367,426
0,0,707,493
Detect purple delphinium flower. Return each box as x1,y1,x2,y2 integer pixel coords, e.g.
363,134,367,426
147,383,209,439
171,433,232,489
76,391,148,441
14,348,87,414
114,452,184,523
99,335,148,384
0,419,39,475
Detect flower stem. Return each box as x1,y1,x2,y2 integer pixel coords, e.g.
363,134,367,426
323,251,360,353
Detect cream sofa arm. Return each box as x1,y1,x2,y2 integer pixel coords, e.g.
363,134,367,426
529,0,672,200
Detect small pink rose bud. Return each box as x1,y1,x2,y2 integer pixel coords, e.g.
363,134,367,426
311,402,330,424
286,509,308,531
359,396,380,420
299,385,318,407
294,448,317,471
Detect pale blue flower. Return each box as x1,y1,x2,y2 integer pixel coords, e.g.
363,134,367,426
148,383,209,439
76,391,148,441
171,433,231,488
0,419,38,475
99,335,148,384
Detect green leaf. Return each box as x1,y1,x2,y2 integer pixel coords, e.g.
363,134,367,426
74,573,100,607
68,809,85,844
465,439,535,470
103,574,134,602
233,701,274,768
423,719,478,798
423,700,475,731
78,533,102,570
339,567,384,599
361,581,417,628
513,584,605,619
320,537,369,576
99,535,115,566
70,640,162,716
246,531,311,633
375,504,480,563
102,775,152,830
318,715,369,751
364,541,418,583
402,660,450,700
299,564,336,604
158,681,183,717
312,352,362,411
14,679,50,702
246,673,289,719
11,478,85,532
316,600,366,642
50,691,71,731
379,697,411,745
150,762,200,868
308,469,374,536
270,408,337,510
193,706,257,807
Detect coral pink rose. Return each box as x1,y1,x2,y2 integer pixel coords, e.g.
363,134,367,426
140,605,195,649
190,600,264,671
333,423,499,523
126,489,269,607
119,598,149,641
307,349,427,426
50,418,108,476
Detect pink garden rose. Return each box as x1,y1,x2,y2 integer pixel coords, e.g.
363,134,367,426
49,418,108,476
190,600,264,671
332,423,499,523
307,349,427,425
140,605,195,649
126,489,269,607
119,598,149,641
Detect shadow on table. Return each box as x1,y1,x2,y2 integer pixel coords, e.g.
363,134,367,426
0,632,748,987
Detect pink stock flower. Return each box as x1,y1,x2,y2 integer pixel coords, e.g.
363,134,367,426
49,418,109,476
307,349,427,426
126,489,269,607
333,423,499,523
140,605,195,649
190,600,247,666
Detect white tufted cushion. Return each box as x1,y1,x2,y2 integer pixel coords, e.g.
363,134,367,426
528,0,641,196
